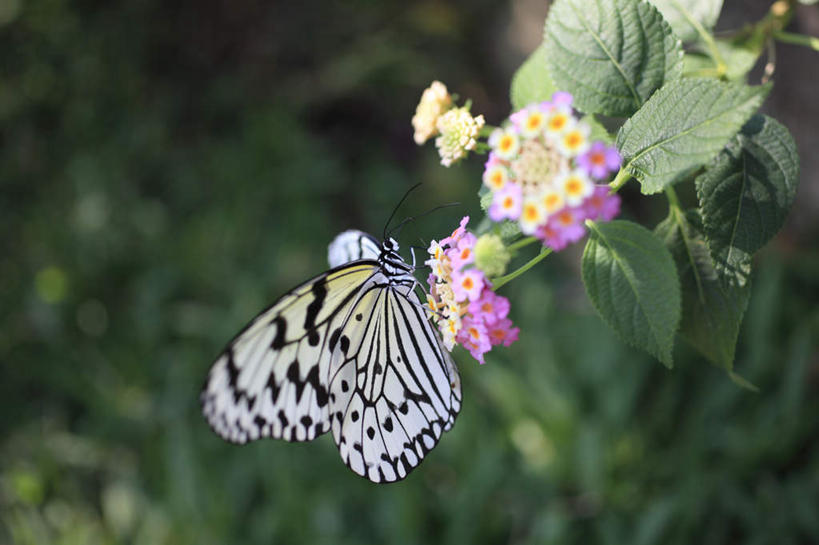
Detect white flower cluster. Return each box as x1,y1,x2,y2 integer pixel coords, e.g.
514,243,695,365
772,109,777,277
434,107,485,167
411,80,452,145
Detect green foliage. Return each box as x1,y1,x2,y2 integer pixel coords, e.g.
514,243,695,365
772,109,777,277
647,0,724,42
655,207,750,372
714,38,765,79
616,78,770,194
509,45,556,111
544,0,682,117
582,220,681,367
696,115,800,286
1,0,816,544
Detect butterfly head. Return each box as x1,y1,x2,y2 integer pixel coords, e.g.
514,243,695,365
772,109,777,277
382,237,399,252
379,237,414,280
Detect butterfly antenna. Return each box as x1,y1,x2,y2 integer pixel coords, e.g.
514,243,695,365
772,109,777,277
388,202,461,238
383,183,423,240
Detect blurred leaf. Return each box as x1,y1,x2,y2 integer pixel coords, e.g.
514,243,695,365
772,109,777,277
509,45,556,111
715,37,764,80
544,0,682,116
582,220,681,367
617,78,770,194
655,208,750,371
647,0,724,42
696,114,799,285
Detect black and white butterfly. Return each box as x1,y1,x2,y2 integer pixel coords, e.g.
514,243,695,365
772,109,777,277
201,229,462,483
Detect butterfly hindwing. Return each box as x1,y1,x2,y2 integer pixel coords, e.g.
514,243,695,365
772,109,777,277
329,283,462,482
201,262,378,444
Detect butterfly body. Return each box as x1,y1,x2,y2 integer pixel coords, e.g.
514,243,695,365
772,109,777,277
201,230,461,483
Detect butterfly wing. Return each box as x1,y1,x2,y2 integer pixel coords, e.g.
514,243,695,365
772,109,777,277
327,230,381,268
201,262,379,444
327,281,462,483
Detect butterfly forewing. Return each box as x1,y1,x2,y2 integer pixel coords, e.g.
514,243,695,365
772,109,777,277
201,262,378,444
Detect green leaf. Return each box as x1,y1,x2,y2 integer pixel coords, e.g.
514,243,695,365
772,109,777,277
695,114,799,285
616,78,770,194
544,0,683,117
647,0,723,43
682,52,715,76
714,38,763,80
510,45,557,111
655,208,750,370
582,220,681,367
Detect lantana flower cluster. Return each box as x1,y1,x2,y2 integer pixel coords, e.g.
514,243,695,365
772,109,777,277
425,217,519,364
412,81,485,167
485,92,622,251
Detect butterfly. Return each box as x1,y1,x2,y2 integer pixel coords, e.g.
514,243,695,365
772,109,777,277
201,228,462,483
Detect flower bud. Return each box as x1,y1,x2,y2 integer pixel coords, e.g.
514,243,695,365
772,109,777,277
474,234,510,278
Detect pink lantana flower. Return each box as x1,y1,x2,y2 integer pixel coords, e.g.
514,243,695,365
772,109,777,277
584,185,621,222
468,290,510,325
488,183,523,222
551,91,573,108
441,215,470,247
451,268,485,302
577,141,622,179
426,217,519,364
448,233,477,270
456,315,492,364
537,207,587,251
488,318,519,347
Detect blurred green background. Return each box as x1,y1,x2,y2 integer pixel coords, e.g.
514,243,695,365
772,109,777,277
2,0,818,543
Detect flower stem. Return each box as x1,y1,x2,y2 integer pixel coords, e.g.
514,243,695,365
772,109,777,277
491,246,552,290
773,30,819,51
609,168,631,192
689,15,726,76
665,185,681,211
507,236,538,252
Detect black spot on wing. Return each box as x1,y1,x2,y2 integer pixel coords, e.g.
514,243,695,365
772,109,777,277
305,365,329,407
329,328,342,351
304,279,327,346
286,360,307,402
266,373,282,404
270,316,287,349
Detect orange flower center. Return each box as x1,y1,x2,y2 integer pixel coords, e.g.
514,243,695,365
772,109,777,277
559,211,574,226
503,196,514,208
499,135,514,152
566,179,582,195
590,152,605,165
469,327,480,339
490,172,504,188
462,277,474,290
549,116,566,131
460,248,471,260
545,194,560,208
565,132,581,148
481,302,493,313
526,114,542,130
524,205,538,221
